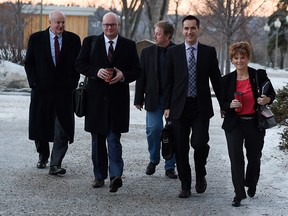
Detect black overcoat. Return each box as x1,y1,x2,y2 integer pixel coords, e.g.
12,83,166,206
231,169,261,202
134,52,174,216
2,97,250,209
24,28,81,143
75,34,141,134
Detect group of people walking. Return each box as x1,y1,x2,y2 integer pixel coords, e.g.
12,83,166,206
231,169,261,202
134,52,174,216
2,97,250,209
24,10,275,207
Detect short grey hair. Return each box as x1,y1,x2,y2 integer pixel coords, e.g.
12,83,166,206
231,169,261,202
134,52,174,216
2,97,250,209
49,10,65,21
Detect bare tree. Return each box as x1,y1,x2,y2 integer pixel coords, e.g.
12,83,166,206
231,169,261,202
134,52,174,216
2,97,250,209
196,0,268,74
87,0,144,40
143,0,170,38
266,1,288,69
119,0,145,39
0,1,32,64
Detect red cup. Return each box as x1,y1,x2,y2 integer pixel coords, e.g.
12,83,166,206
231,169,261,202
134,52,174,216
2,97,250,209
105,68,114,82
234,92,243,112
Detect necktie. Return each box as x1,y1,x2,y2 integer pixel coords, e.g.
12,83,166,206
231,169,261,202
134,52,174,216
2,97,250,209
188,47,197,97
108,41,114,62
54,35,60,65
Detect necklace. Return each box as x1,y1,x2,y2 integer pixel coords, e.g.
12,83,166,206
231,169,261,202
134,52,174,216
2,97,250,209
237,72,249,80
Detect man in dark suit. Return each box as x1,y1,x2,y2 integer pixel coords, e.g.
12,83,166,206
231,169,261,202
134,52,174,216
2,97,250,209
134,21,177,179
163,15,221,198
24,10,81,175
75,12,141,193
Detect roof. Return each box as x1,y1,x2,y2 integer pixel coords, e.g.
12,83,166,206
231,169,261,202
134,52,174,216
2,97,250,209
21,4,95,16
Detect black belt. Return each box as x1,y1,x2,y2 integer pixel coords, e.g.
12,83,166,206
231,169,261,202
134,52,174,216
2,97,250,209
186,97,197,102
238,114,256,120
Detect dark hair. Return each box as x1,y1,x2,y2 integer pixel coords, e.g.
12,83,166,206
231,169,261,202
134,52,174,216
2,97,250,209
182,15,200,28
229,41,252,60
155,20,174,39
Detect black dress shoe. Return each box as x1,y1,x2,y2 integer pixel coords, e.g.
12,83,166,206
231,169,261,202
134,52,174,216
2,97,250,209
247,186,256,197
109,177,123,193
37,160,48,169
165,169,178,179
92,179,105,188
49,166,66,175
178,189,191,198
231,197,242,207
146,162,157,175
195,176,207,193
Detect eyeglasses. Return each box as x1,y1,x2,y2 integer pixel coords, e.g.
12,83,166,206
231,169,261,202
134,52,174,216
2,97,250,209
103,23,118,28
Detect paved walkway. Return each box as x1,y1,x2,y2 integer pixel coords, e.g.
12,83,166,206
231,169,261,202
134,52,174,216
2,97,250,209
0,93,287,216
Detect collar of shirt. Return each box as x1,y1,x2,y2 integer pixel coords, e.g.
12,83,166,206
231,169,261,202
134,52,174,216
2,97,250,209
104,35,118,50
185,41,198,51
49,30,62,45
185,41,198,60
49,30,62,65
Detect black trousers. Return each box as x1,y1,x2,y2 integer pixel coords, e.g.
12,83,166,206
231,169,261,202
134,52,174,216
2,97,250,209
225,118,265,199
35,117,69,167
172,98,210,190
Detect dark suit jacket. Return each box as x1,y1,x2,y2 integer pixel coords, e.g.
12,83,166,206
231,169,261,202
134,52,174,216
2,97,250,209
134,42,174,111
220,67,276,133
163,42,221,120
75,33,141,134
24,28,81,143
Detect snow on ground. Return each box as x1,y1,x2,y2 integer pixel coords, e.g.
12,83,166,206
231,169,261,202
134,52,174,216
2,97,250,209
0,61,287,215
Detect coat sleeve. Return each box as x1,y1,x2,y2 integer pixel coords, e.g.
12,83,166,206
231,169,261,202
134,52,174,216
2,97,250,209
24,34,37,88
257,69,276,104
163,47,174,110
120,40,141,84
134,48,146,106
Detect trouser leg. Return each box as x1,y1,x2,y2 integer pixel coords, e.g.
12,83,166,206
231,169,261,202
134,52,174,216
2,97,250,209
146,107,163,165
244,120,265,188
35,141,49,162
107,132,124,178
225,123,246,199
50,117,69,167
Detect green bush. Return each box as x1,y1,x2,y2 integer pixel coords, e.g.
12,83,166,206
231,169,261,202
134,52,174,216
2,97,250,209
270,83,288,151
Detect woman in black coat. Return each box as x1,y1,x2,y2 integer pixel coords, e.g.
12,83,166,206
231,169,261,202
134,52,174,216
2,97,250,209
220,41,276,207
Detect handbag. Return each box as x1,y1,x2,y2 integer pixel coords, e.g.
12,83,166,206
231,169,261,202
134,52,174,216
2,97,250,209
73,77,88,117
255,69,277,129
258,105,277,129
161,120,174,160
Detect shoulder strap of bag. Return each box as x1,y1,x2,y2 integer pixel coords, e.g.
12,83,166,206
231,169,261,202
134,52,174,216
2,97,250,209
90,36,97,59
255,69,261,97
83,36,98,84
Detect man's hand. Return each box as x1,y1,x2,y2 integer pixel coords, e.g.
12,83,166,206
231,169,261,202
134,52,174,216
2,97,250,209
109,67,124,84
164,109,170,119
135,105,143,111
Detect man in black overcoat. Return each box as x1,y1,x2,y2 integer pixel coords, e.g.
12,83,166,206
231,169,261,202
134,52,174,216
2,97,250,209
75,12,141,193
24,10,81,175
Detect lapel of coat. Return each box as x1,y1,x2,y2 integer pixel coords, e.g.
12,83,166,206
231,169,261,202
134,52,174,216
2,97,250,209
99,33,114,65
196,42,204,73
152,45,158,73
179,43,188,72
44,28,55,69
58,31,68,65
111,35,123,64
248,67,258,99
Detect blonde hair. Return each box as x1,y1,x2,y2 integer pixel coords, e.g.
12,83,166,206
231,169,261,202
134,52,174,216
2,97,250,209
229,41,252,60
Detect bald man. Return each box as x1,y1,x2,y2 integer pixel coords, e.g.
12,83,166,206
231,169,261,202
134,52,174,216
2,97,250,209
75,12,141,193
25,10,81,175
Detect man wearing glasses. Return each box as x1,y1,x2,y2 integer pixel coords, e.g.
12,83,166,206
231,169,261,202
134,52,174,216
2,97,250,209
75,12,141,193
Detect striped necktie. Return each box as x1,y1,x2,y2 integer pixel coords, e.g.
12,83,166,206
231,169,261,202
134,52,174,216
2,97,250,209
188,47,197,97
108,41,114,62
54,35,60,65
